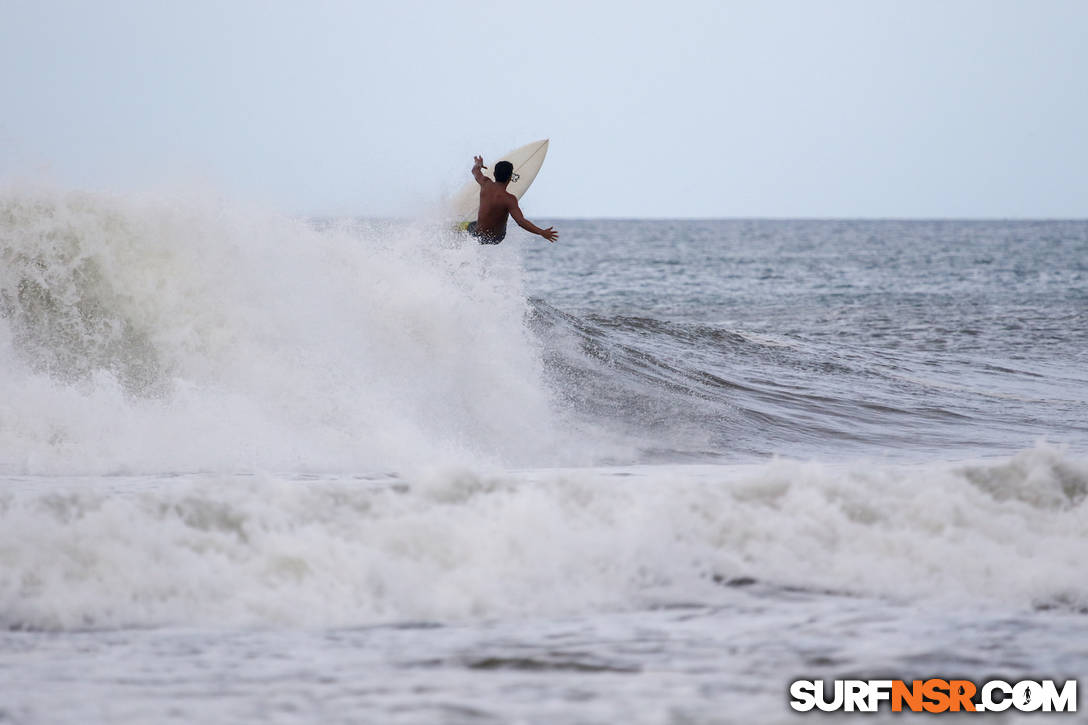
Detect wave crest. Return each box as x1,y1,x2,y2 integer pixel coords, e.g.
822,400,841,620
0,187,562,473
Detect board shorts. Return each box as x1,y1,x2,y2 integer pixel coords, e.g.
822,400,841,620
466,221,505,245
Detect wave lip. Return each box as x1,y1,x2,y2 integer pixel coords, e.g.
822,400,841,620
0,187,567,474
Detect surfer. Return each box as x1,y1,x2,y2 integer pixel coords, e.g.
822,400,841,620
468,155,558,244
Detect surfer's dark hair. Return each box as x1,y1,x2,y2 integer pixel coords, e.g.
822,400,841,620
494,161,514,183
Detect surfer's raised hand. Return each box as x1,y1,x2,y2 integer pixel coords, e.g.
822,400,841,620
541,227,558,243
471,155,490,185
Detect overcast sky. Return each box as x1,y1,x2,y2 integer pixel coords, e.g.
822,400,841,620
2,0,1086,218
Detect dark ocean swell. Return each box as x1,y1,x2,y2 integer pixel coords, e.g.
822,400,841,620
529,298,1086,462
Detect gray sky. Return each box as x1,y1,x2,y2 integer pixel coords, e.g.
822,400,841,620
3,0,1086,218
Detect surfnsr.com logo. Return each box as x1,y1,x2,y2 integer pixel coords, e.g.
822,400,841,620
789,679,1077,713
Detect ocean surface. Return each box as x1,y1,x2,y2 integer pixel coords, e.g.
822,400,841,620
0,190,1085,723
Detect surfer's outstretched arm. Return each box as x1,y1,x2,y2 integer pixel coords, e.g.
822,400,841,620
471,155,489,185
509,199,558,243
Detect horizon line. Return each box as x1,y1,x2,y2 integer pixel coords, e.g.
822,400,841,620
314,214,1088,223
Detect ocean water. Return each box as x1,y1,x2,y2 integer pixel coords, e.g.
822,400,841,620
0,190,1085,723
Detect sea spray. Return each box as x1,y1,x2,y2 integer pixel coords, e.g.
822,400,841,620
0,187,564,473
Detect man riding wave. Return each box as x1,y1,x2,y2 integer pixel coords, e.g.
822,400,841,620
466,155,558,245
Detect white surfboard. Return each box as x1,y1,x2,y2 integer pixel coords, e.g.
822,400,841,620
448,139,550,223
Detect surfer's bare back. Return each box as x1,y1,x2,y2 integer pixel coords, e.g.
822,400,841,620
466,155,558,245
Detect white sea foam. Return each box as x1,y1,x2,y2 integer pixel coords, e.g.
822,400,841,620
1,445,1084,631
0,186,569,473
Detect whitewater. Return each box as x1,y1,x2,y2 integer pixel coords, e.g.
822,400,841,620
1,188,1086,723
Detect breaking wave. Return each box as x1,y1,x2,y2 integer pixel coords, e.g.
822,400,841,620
0,186,567,473
1,445,1085,630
